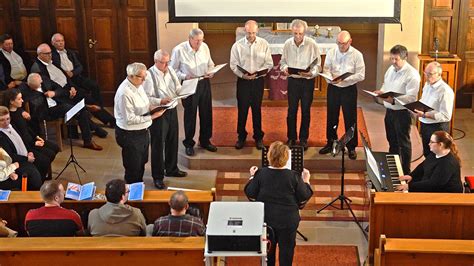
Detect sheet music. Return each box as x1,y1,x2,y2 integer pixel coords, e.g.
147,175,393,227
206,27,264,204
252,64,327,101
364,146,383,185
65,99,85,123
206,63,227,75
177,78,199,97
284,149,292,170
363,89,378,97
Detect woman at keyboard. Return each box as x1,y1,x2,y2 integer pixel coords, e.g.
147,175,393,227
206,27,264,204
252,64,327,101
396,131,462,192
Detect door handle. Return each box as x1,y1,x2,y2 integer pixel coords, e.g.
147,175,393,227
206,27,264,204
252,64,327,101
88,38,98,48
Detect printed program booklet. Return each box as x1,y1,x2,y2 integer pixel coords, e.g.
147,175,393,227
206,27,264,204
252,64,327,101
128,182,145,201
65,182,96,200
0,190,11,201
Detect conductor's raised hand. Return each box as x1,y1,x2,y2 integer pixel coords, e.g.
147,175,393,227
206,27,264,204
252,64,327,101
301,168,311,184
249,166,258,176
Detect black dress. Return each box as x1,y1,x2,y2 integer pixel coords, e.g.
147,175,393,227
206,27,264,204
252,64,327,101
409,152,462,193
245,167,313,266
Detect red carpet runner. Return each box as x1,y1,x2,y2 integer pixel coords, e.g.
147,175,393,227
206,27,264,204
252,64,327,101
216,172,369,222
212,106,369,147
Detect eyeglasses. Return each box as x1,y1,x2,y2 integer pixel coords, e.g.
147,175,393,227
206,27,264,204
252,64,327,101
337,41,350,46
424,71,438,77
41,52,52,55
158,60,169,65
125,189,130,194
135,74,146,80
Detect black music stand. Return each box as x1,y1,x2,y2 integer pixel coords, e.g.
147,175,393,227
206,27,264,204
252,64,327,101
55,99,86,184
316,126,367,239
262,145,308,241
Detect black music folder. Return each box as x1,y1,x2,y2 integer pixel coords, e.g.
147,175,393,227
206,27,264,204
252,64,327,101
319,72,354,82
376,91,404,98
236,65,268,77
287,57,319,75
403,101,434,113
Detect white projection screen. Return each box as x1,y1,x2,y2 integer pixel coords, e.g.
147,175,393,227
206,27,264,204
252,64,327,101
168,0,401,23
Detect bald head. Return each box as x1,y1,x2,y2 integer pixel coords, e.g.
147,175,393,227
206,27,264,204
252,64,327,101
337,30,352,53
244,20,259,43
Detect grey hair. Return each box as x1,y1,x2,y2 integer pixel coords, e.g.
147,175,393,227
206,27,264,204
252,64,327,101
290,19,308,31
153,49,169,61
188,28,204,38
126,62,147,76
27,73,41,85
51,33,64,43
36,43,50,55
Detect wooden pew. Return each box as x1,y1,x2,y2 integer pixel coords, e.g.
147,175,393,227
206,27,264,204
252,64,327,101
0,236,205,266
374,235,474,266
0,190,214,236
368,192,474,263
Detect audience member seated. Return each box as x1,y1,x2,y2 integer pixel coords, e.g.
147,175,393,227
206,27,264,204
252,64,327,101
0,106,47,184
0,147,41,190
88,179,146,236
3,89,59,178
0,34,30,89
51,33,115,127
152,190,205,237
25,181,84,236
396,131,463,193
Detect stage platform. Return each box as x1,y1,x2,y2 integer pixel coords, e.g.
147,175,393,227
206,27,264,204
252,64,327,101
178,145,366,173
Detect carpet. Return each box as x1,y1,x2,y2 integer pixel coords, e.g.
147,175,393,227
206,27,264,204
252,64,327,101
216,172,369,222
212,106,370,147
225,245,359,266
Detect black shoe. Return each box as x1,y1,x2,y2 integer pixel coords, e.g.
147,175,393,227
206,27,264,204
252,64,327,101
256,139,264,150
154,179,166,190
185,146,195,156
166,170,187,177
94,127,108,138
200,143,217,152
235,139,245,149
319,143,332,154
348,149,357,160
287,139,296,146
300,140,308,151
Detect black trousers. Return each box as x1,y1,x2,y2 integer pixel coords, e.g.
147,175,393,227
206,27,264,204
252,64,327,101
420,121,450,157
326,83,358,150
0,161,42,191
182,78,213,147
287,77,315,141
384,109,412,174
236,77,265,141
48,103,92,142
267,226,297,266
72,75,104,107
150,108,179,180
115,127,149,184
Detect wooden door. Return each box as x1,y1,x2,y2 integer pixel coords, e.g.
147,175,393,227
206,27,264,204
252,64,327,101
456,1,474,99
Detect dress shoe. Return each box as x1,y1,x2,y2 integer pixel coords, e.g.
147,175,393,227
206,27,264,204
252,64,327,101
287,139,296,146
255,139,264,150
166,170,187,177
319,143,332,154
94,127,108,138
83,141,103,151
235,139,245,149
154,179,166,190
185,146,195,156
299,140,308,151
348,149,357,160
200,143,217,152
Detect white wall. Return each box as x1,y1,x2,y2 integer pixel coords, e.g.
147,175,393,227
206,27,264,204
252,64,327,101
376,0,424,88
155,0,196,53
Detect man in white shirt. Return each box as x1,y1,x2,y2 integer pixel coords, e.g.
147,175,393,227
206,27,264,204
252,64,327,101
415,61,454,157
280,19,321,151
143,50,187,189
319,31,365,160
170,28,217,156
30,43,104,150
373,45,420,174
230,20,273,150
0,34,29,89
114,63,164,184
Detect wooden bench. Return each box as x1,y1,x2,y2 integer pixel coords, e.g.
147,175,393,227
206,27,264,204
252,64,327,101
374,235,474,265
0,190,214,236
0,236,205,265
368,192,474,263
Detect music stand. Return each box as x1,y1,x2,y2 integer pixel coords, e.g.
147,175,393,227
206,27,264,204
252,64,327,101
262,145,308,241
316,126,367,239
55,99,86,184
